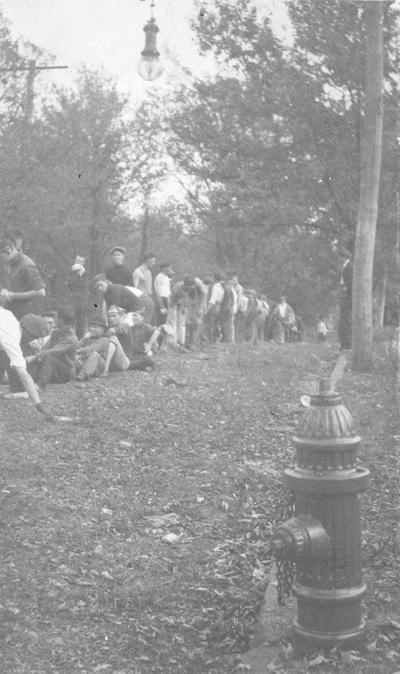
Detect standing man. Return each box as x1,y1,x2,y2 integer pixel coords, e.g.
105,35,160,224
0,233,46,319
133,252,156,296
205,273,224,343
219,280,235,343
183,276,208,350
105,246,132,286
154,262,174,326
338,247,353,350
66,254,88,339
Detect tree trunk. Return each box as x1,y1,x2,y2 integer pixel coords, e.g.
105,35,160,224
140,205,149,261
374,269,387,330
89,186,102,278
352,2,384,371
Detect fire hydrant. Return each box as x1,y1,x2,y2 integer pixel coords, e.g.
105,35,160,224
271,379,370,649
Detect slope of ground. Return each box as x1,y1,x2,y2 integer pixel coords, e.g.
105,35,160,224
0,341,399,673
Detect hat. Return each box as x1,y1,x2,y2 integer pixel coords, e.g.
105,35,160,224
110,246,125,255
93,273,108,285
88,315,107,328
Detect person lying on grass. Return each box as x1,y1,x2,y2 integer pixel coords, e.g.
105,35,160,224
103,306,159,376
0,296,53,419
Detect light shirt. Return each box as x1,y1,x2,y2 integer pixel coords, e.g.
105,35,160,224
154,272,171,299
0,306,25,368
231,287,238,314
208,282,224,306
238,294,248,313
133,264,153,296
278,302,287,318
318,320,328,336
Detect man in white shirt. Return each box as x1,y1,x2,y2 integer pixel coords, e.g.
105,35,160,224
132,252,156,296
0,298,53,419
205,273,224,343
154,263,174,326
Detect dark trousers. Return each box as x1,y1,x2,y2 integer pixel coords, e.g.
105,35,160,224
128,355,156,371
70,298,87,340
29,354,72,387
219,310,234,343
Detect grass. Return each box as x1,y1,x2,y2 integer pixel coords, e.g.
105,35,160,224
0,341,399,673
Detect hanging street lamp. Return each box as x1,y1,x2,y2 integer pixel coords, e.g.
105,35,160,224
137,0,163,81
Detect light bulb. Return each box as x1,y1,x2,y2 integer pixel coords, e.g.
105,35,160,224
137,16,163,82
137,55,163,81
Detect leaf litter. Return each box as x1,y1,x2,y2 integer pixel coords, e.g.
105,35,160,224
0,343,399,672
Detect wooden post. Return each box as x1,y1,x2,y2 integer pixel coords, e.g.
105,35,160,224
352,2,384,371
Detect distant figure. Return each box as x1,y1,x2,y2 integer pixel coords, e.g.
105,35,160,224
270,295,296,344
205,273,224,344
183,276,208,350
255,295,270,343
0,232,46,319
230,274,244,342
105,246,132,286
317,317,328,343
66,254,88,339
133,252,156,296
154,263,174,326
338,247,353,350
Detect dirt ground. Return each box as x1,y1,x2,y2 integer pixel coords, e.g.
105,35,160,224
0,341,399,673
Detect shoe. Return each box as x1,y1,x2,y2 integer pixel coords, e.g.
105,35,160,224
35,403,55,421
4,391,29,399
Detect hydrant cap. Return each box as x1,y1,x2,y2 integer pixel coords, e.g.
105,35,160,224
294,380,360,443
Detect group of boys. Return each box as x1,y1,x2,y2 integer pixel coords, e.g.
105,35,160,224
0,232,288,421
0,237,163,420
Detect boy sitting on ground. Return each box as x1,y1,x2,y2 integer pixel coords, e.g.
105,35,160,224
26,306,78,388
104,306,158,375
75,315,109,380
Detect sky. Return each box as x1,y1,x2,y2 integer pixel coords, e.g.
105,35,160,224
0,0,290,207
0,0,216,106
0,0,290,106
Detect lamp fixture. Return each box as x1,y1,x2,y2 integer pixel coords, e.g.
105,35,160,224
137,0,163,81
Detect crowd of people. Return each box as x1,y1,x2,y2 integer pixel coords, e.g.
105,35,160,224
0,230,307,419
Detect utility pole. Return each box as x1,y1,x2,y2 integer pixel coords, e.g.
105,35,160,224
352,1,384,371
0,61,68,172
0,61,68,123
